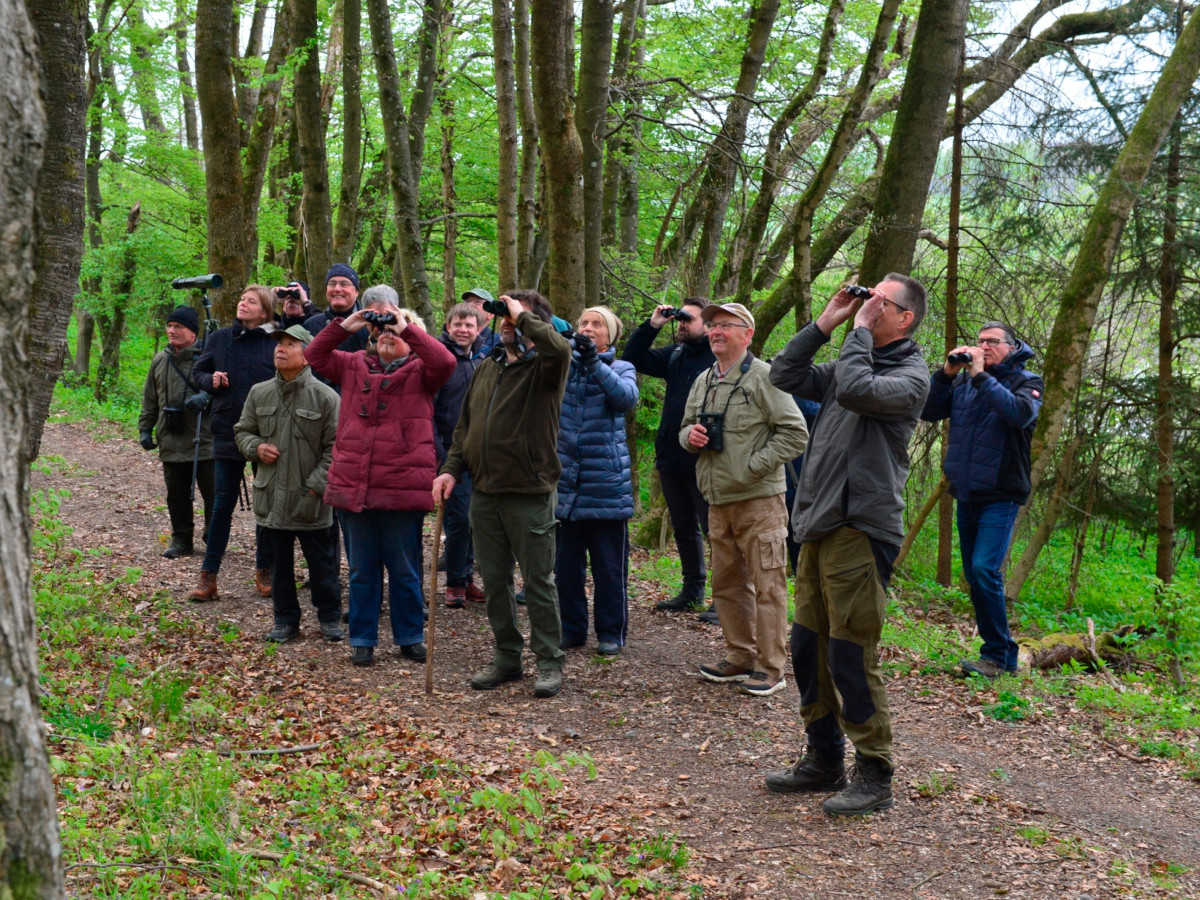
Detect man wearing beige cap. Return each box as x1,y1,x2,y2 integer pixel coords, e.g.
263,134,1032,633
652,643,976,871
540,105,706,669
679,302,807,697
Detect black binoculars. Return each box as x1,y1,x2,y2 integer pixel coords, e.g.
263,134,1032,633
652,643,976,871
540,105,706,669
661,306,695,323
482,298,510,316
361,310,398,327
697,412,725,453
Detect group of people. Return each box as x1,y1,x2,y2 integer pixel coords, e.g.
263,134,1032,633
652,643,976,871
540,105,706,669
141,265,1042,818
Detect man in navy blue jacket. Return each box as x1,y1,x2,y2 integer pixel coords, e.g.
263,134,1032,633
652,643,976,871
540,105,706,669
622,298,718,620
922,321,1044,679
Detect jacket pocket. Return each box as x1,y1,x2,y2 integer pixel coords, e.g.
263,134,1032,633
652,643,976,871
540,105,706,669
253,467,274,519
295,407,324,444
292,488,322,524
758,527,788,571
255,405,278,439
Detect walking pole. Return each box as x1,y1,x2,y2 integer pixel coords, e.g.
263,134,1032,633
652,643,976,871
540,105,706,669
189,409,204,503
425,502,446,696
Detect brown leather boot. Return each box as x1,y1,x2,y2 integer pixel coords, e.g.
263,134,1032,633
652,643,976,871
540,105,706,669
189,570,219,602
255,568,272,598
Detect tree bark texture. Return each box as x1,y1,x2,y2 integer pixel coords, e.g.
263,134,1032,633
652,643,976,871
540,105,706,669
332,0,362,263
439,0,457,313
408,0,442,172
858,0,968,286
95,204,140,403
531,0,585,321
514,0,541,286
128,5,167,135
1,2,63,895
493,0,519,290
576,0,614,307
1155,119,1181,587
1026,5,1200,505
366,0,434,323
600,0,642,246
25,0,88,464
174,0,200,151
292,0,334,306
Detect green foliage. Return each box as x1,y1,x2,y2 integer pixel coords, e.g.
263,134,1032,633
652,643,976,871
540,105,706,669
984,691,1030,722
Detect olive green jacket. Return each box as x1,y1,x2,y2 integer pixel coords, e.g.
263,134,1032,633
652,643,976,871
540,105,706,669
139,344,213,463
679,351,808,506
234,367,340,530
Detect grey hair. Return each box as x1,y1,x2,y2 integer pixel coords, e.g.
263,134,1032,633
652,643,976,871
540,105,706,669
980,321,1018,345
361,284,400,308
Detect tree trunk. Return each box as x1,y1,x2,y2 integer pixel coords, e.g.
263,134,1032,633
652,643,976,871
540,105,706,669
894,476,947,572
1006,433,1080,603
1154,117,1181,589
195,0,251,320
128,5,167,135
236,0,268,125
408,0,442,172
600,0,642,246
292,0,333,306
332,0,362,263
493,0,519,290
319,0,344,121
366,0,433,322
95,204,140,402
576,0,614,307
1026,5,1200,503
175,0,199,151
514,0,541,285
439,0,457,314
1,1,63,893
858,0,968,285
655,0,781,295
531,0,585,319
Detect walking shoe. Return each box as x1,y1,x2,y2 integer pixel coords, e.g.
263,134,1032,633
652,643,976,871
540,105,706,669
400,642,427,662
739,671,787,697
654,593,704,612
444,586,466,609
265,623,299,643
822,754,895,817
255,568,272,598
533,666,563,698
961,657,1009,680
351,646,375,667
765,746,847,793
319,621,344,642
188,570,219,602
699,659,753,683
464,582,486,602
596,641,621,656
162,540,193,559
697,603,720,625
560,637,586,651
514,589,526,606
470,664,523,690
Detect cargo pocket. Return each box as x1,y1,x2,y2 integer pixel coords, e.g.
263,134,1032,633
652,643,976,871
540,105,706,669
292,489,322,524
252,467,274,519
758,527,788,570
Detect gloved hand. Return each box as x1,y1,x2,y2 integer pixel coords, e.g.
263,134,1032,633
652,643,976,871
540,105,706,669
574,332,598,365
139,432,156,451
183,391,211,414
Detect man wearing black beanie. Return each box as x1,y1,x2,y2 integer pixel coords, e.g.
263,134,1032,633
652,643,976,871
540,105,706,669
139,305,214,558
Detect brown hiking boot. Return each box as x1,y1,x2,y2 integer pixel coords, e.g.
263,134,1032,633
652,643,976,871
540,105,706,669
189,571,219,602
255,568,272,598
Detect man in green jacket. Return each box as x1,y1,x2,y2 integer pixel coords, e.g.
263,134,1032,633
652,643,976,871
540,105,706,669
433,291,571,698
680,302,808,698
235,325,343,644
139,305,214,559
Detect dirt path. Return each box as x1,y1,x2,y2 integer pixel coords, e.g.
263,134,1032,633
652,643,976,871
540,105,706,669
36,421,1200,898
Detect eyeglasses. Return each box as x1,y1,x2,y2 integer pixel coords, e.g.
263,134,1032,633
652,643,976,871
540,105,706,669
704,321,750,333
882,297,912,314
977,337,1011,347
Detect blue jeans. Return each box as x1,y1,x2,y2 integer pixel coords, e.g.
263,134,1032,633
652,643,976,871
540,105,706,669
202,457,271,574
342,509,426,648
443,470,475,587
958,500,1020,671
556,519,629,646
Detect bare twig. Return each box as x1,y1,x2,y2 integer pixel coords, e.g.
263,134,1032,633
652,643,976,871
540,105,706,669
218,741,326,757
238,847,392,893
911,869,946,890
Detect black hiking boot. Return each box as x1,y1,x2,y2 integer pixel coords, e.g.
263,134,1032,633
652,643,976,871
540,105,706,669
654,593,703,612
822,754,894,817
765,746,847,793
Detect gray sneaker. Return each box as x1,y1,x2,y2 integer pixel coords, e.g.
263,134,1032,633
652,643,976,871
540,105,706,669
265,623,299,643
960,657,1009,679
319,620,344,642
470,664,523,691
533,667,563,698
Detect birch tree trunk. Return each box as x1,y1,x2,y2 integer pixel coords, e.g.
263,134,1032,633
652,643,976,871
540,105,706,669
1,2,63,894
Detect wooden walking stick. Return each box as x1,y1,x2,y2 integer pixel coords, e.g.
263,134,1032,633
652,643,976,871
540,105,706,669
426,502,446,696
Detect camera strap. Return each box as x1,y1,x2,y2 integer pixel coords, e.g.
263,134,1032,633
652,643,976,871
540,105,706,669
700,353,754,418
167,353,202,400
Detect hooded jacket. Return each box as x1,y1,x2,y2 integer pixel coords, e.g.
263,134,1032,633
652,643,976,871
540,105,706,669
140,343,214,463
306,318,455,513
921,340,1043,506
234,367,339,531
440,312,572,495
769,322,929,546
434,330,493,462
193,320,278,460
556,349,639,521
621,323,715,474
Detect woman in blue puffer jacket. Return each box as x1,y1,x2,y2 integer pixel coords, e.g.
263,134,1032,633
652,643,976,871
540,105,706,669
556,306,639,655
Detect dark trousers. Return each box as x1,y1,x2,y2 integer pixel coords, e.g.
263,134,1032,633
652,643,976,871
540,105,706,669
162,460,214,547
659,467,709,601
202,457,271,574
958,500,1020,671
443,470,475,587
556,519,629,646
342,509,426,648
260,526,341,627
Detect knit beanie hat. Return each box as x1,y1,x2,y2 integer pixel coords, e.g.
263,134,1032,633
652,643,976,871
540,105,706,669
326,263,360,289
166,305,199,334
581,305,622,346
